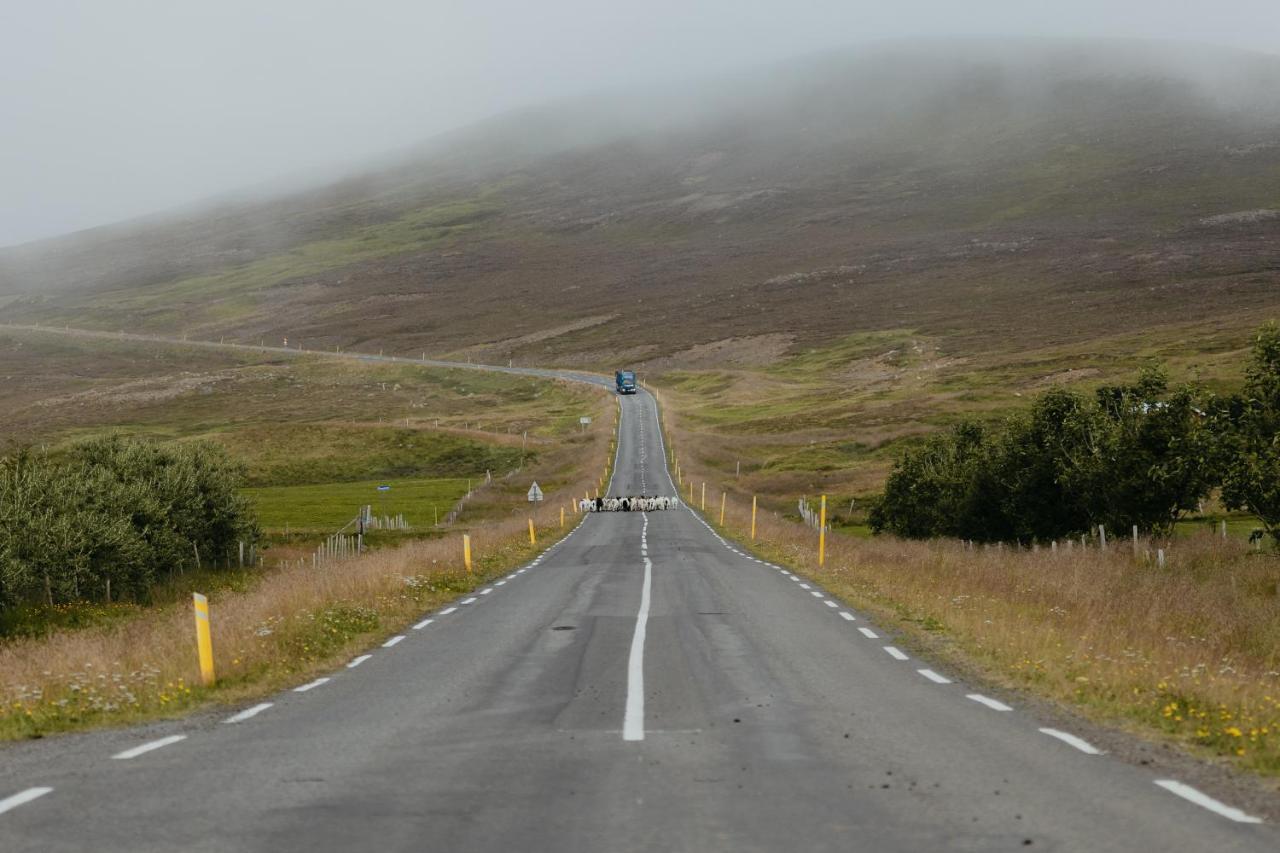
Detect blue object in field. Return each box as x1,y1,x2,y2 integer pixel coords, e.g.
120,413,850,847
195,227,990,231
376,485,391,491
615,370,637,395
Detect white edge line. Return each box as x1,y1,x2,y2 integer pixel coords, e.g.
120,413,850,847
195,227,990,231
413,618,434,630
461,597,478,605
966,693,1013,712
1038,728,1103,755
439,607,458,615
382,635,405,647
824,600,839,608
858,627,879,639
223,702,274,724
883,646,909,661
111,734,187,760
347,654,372,668
1154,780,1263,824
918,669,952,684
839,611,856,621
0,787,53,815
294,677,331,693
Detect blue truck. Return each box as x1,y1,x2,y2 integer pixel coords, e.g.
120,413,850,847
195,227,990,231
615,370,637,394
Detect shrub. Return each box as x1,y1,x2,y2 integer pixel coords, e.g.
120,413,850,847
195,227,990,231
0,437,258,610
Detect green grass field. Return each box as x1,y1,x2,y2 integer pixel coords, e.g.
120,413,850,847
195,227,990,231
244,477,473,532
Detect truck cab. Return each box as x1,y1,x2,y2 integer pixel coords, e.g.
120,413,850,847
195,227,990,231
615,370,637,394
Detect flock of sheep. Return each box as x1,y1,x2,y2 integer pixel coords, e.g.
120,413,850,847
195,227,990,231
580,496,680,512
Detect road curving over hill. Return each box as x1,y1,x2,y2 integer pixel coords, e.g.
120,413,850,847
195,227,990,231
0,328,1276,851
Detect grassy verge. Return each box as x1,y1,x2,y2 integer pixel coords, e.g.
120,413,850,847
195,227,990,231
0,395,618,741
660,393,1280,779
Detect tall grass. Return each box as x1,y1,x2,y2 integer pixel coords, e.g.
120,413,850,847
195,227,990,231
662,395,1280,776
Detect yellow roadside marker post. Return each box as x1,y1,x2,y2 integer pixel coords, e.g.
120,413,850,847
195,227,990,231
751,496,758,541
688,480,694,503
720,491,726,526
192,593,215,687
463,534,473,573
529,519,537,545
562,506,567,526
701,482,706,511
819,495,827,567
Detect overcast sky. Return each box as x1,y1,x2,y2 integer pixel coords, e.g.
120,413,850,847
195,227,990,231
2,0,1278,248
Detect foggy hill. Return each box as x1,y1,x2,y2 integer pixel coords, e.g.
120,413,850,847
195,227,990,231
3,39,1280,363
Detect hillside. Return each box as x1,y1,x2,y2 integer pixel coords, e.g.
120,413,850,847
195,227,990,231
3,39,1279,370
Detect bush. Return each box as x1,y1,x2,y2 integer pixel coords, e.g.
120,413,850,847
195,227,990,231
0,437,258,610
872,368,1218,542
1219,323,1280,543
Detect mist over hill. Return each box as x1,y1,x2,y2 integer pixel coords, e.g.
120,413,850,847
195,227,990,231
3,39,1279,364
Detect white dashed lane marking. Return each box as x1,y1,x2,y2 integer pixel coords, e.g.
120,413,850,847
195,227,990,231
1154,780,1262,824
857,627,879,639
347,655,372,669
0,787,53,816
918,669,952,684
1039,728,1103,755
824,601,839,608
412,618,434,630
112,734,187,760
809,591,824,598
883,646,909,661
839,612,856,621
223,703,273,724
967,694,1013,712
439,607,458,615
294,677,331,693
382,635,405,648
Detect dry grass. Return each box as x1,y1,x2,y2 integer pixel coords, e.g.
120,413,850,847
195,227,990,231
661,397,1280,777
0,399,618,740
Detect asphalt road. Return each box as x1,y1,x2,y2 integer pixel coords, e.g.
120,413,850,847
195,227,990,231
0,336,1276,850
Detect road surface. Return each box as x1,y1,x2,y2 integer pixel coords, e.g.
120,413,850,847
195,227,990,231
0,333,1275,850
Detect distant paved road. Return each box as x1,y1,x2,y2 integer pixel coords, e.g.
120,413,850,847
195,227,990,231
0,327,1274,850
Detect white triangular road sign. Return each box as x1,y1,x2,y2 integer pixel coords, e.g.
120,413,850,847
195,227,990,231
527,482,544,502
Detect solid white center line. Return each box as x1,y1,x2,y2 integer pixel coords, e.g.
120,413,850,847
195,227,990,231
0,787,53,815
839,611,856,621
883,646,909,661
294,677,331,693
224,702,274,724
439,607,458,615
347,655,372,668
1039,728,1103,755
824,600,838,608
623,561,653,742
382,635,405,647
412,618,434,630
858,627,879,639
918,669,952,684
967,694,1013,712
112,734,187,760
1154,780,1262,823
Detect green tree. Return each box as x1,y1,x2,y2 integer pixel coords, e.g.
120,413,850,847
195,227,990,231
1220,323,1280,543
870,421,1008,540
